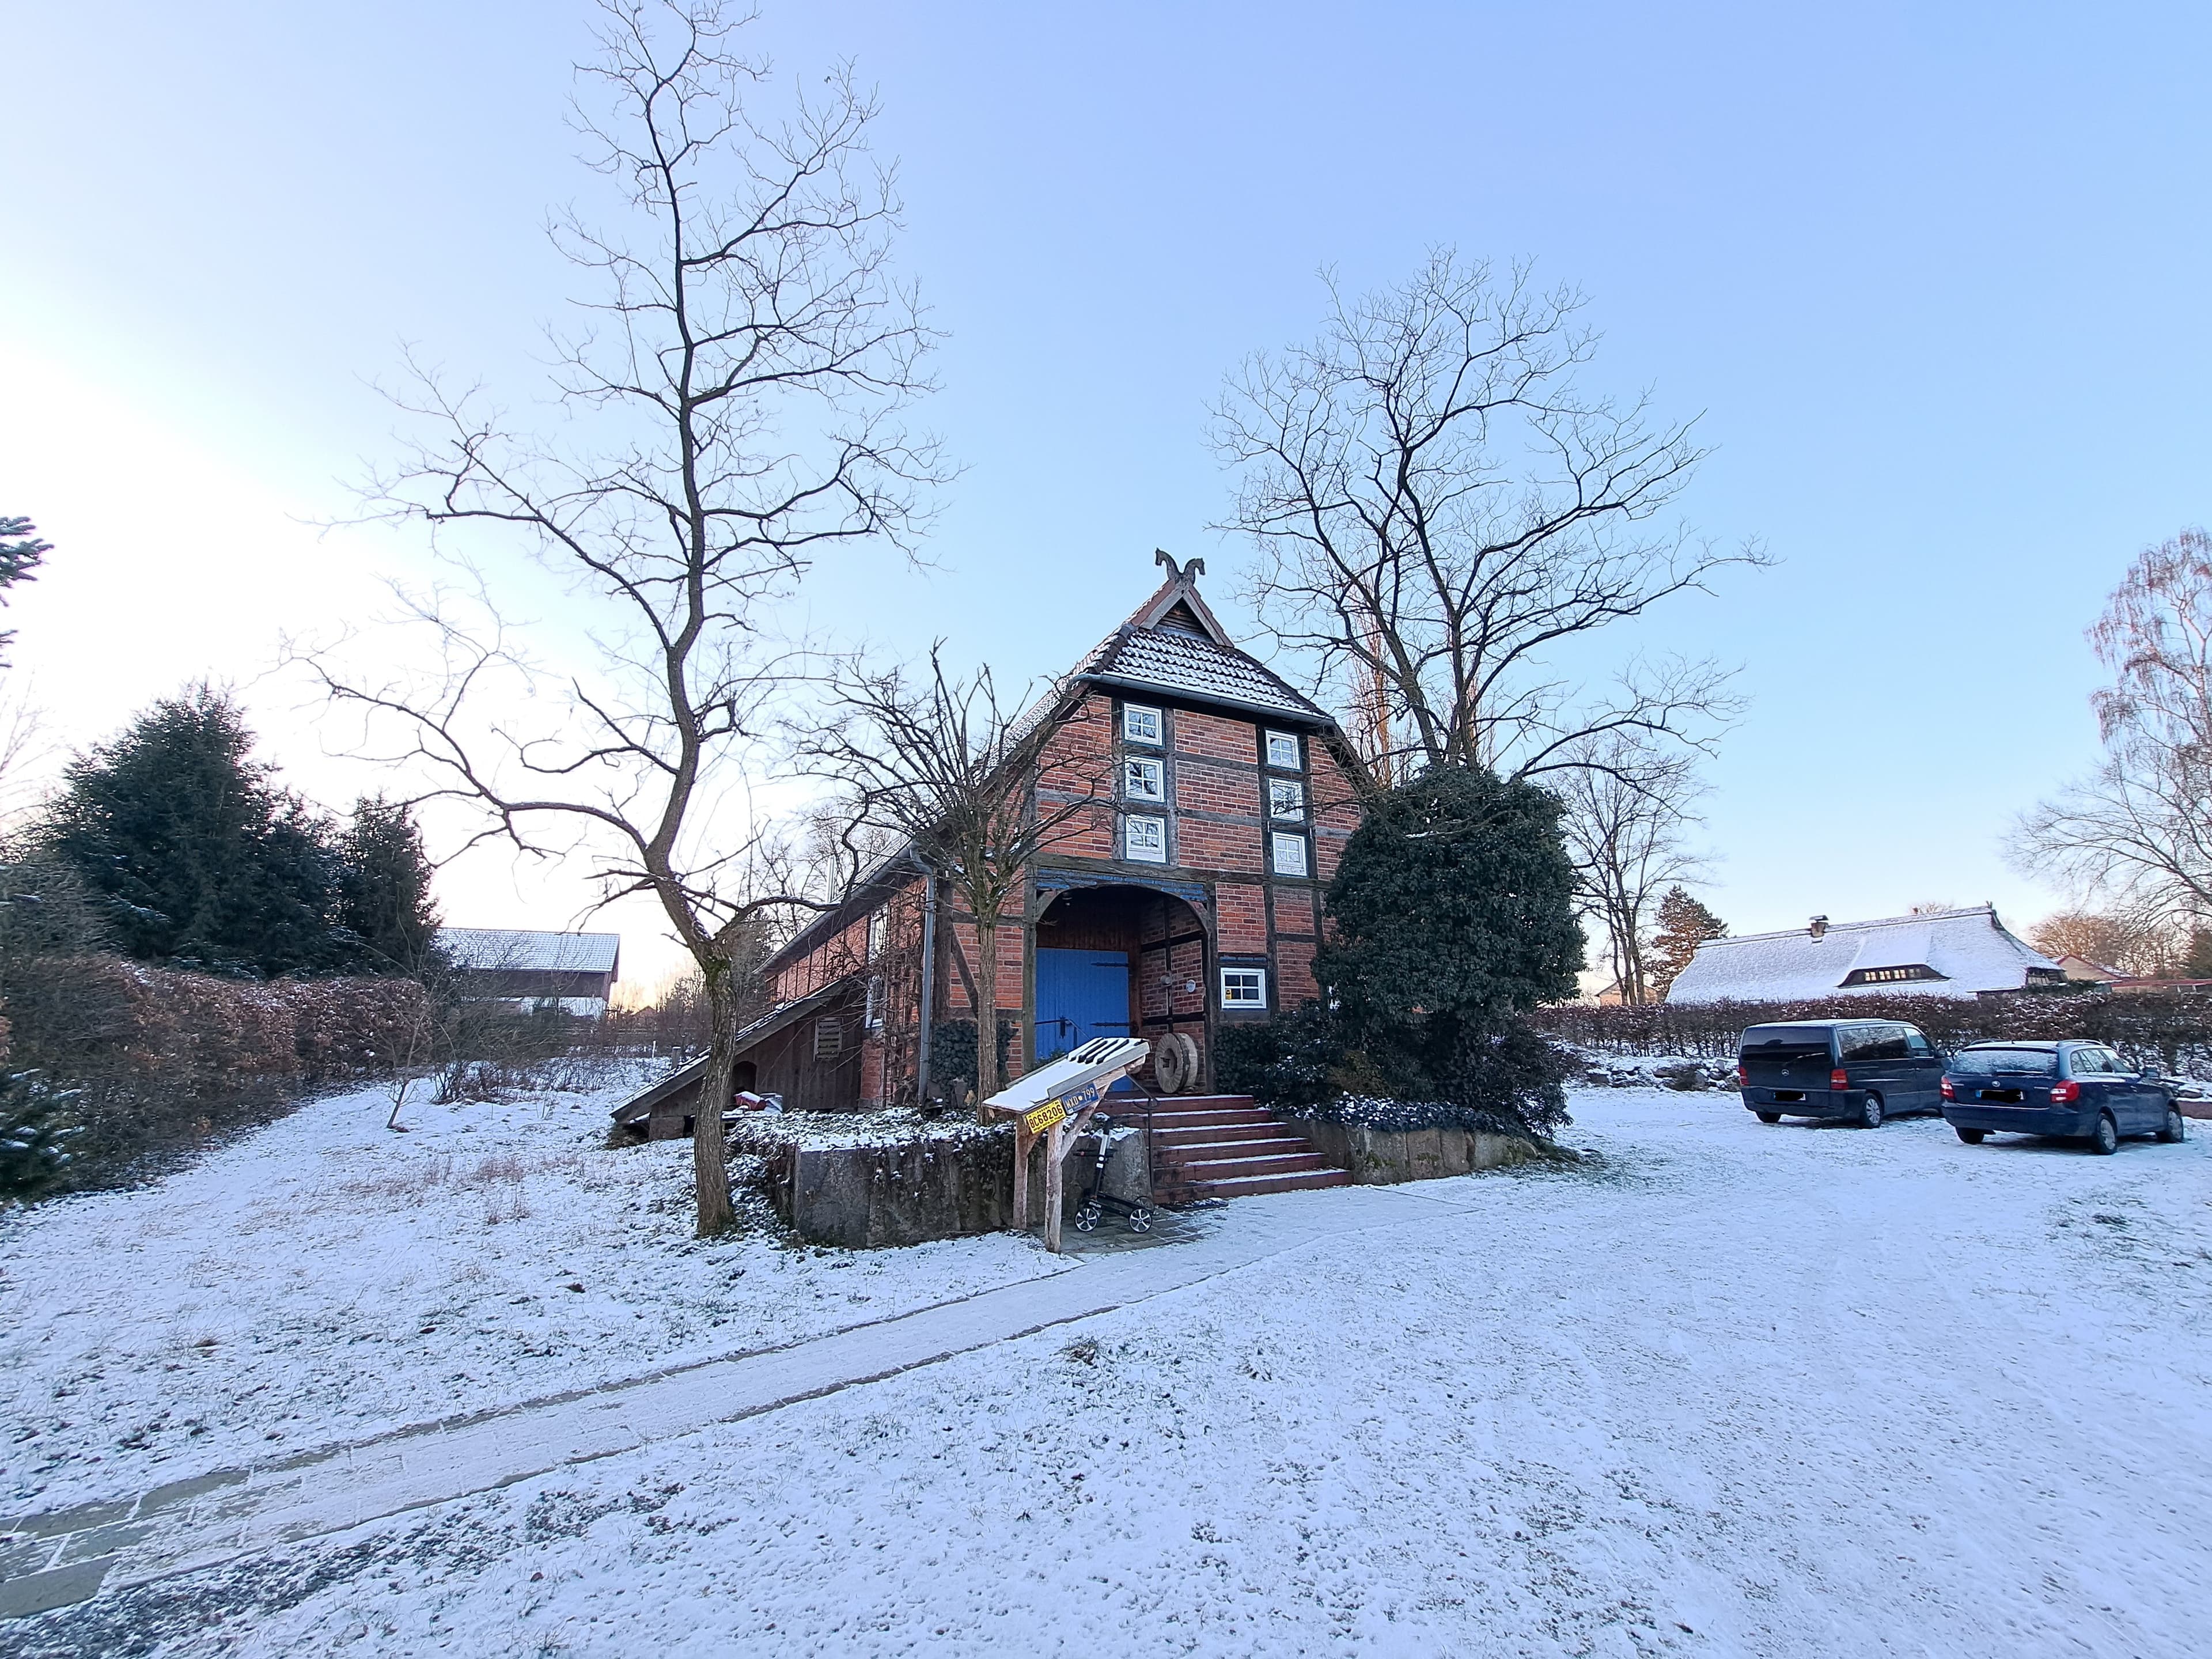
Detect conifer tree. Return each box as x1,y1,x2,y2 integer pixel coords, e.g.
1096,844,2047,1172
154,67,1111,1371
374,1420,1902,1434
0,1071,79,1204
1647,886,1728,1000
39,687,345,978
1320,764,1582,1132
336,798,442,974
0,515,48,668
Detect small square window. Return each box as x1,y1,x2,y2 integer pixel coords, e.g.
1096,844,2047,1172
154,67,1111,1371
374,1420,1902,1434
813,1017,844,1058
1124,756,1164,802
1123,704,1162,745
1124,814,1168,863
1271,831,1309,877
1265,731,1301,771
1268,779,1305,820
1221,967,1267,1008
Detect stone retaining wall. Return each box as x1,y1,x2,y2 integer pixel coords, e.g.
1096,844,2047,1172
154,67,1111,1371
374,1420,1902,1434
1287,1120,1547,1184
738,1122,1150,1249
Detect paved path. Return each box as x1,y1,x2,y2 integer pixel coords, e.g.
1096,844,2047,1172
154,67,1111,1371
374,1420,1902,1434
0,1181,1477,1620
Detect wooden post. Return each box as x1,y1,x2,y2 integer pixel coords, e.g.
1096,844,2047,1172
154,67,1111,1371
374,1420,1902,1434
1012,1124,1033,1231
1044,1118,1069,1253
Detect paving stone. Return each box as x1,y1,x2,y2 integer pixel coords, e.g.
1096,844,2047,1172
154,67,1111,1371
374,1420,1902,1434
138,1467,249,1516
4,1499,132,1540
0,1535,58,1580
58,1521,157,1565
0,1557,112,1620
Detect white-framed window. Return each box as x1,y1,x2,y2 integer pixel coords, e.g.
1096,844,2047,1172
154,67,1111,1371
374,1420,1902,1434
1124,813,1168,863
1271,831,1309,877
1265,730,1302,771
866,910,887,961
1123,704,1163,745
1221,967,1267,1009
863,975,884,1031
813,1017,844,1058
1268,779,1305,820
1124,756,1165,802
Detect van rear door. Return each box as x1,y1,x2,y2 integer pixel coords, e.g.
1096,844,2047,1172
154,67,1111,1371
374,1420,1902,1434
1739,1025,1836,1100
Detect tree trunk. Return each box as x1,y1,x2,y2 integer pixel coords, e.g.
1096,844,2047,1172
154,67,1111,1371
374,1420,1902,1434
694,955,741,1236
972,911,1001,1107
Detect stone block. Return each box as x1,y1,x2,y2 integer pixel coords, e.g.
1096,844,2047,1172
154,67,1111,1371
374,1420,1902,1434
0,1558,112,1620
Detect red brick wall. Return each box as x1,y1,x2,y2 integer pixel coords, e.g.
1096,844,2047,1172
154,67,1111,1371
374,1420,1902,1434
1215,881,1267,953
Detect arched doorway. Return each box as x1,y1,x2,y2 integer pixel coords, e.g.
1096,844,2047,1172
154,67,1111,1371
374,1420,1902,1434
1033,883,1210,1089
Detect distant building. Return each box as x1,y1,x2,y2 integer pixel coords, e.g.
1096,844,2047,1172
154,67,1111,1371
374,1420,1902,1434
1665,906,2063,1004
436,928,622,1016
2051,953,2123,985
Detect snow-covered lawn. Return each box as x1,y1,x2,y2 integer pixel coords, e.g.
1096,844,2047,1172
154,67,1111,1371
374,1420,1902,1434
0,1074,1070,1512
7,1084,2212,1656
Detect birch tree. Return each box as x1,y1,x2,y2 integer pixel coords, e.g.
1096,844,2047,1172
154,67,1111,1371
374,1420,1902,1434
2013,528,2212,937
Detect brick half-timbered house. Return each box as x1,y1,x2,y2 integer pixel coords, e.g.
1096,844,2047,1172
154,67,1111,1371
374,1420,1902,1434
624,555,1362,1127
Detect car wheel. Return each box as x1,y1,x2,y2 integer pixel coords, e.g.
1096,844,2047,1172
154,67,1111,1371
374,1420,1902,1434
2160,1105,2187,1144
1955,1126,1984,1145
1755,1110,1781,1124
1857,1093,1884,1129
2089,1112,2119,1156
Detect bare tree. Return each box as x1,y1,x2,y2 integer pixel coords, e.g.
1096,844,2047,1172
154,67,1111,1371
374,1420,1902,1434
2012,528,2212,937
810,649,1110,1105
2026,909,2168,978
1552,731,1706,1004
1212,252,1762,787
301,1,943,1234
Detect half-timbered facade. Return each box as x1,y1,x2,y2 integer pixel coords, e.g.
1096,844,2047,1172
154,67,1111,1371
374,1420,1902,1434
744,555,1362,1109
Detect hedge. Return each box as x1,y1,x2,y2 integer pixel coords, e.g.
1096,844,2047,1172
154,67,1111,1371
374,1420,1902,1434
1531,991,2212,1077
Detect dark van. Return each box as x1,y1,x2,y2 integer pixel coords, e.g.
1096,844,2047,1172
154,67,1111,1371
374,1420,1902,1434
1737,1019,1944,1128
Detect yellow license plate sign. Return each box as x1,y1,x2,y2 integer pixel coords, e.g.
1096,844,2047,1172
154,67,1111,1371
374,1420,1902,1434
1022,1098,1068,1135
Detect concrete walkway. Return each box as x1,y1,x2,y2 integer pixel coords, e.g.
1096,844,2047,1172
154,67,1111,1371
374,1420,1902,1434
0,1180,1479,1620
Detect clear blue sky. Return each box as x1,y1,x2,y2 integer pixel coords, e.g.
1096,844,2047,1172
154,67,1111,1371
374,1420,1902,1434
3,2,2208,987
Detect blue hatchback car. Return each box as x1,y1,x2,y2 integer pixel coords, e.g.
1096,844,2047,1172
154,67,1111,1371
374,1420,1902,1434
1941,1040,2187,1154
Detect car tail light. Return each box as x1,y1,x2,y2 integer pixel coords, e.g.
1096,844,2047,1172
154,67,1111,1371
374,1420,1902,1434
1735,1065,1748,1088
1830,1068,1849,1092
1941,1077,1955,1101
2050,1080,2080,1104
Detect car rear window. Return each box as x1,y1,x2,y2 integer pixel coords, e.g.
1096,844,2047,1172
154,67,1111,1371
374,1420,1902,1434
1739,1025,1833,1064
1950,1047,2060,1077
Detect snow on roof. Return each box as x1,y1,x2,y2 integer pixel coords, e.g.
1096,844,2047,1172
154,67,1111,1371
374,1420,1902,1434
1066,563,1335,727
437,927,621,976
1665,906,2059,1004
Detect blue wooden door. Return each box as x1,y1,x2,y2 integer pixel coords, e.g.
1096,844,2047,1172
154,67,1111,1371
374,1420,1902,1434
1035,949,1132,1067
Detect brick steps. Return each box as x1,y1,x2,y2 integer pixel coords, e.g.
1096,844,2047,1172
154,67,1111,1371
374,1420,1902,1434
1142,1093,1351,1202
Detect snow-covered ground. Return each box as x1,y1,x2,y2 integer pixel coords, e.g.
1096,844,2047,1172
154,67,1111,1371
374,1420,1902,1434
7,1084,2212,1656
0,1075,1070,1512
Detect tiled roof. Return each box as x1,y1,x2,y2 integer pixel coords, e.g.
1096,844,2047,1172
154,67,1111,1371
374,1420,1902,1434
1074,624,1332,725
1665,907,2058,1004
437,927,621,975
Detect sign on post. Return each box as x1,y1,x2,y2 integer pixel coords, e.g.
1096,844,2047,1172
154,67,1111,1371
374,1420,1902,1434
981,1038,1152,1252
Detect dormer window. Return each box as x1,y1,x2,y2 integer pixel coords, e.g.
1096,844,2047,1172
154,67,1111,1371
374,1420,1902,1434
1124,756,1165,802
1266,731,1302,771
1841,965,1942,986
1123,704,1162,745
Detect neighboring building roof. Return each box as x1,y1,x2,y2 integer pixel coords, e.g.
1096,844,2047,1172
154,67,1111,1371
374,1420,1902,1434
2053,953,2123,983
437,927,622,976
1666,906,2061,1004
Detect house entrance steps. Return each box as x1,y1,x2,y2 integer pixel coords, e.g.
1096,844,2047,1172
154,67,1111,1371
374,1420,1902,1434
1146,1093,1351,1202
